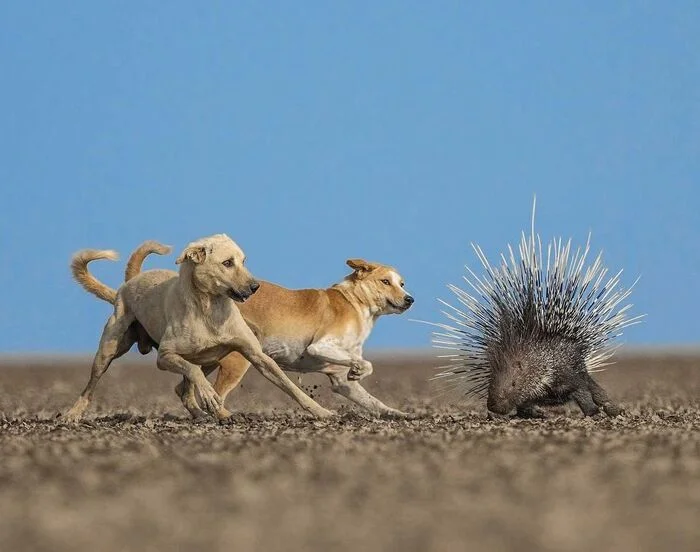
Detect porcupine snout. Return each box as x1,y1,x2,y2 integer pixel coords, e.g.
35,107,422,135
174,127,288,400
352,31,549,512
485,355,524,416
486,395,512,416
486,382,515,416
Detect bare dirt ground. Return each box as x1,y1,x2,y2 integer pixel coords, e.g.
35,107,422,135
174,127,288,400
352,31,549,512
1,351,699,552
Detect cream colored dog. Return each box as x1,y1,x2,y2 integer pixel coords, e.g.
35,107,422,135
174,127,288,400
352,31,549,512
126,242,415,418
65,234,332,421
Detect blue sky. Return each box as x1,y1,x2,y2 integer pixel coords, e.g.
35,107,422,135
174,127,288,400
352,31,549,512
0,2,698,353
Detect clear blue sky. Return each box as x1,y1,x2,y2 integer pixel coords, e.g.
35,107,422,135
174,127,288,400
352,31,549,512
1,2,698,353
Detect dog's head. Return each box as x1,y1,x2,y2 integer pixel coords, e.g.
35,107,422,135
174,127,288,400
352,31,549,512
344,258,414,315
175,234,260,302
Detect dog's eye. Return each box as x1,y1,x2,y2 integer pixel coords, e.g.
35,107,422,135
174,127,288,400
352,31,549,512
381,279,391,286
400,282,405,288
222,259,234,268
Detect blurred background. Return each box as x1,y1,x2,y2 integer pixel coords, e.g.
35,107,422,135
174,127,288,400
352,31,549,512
1,1,698,353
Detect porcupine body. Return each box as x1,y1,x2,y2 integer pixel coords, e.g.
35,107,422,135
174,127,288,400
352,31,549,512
429,201,642,418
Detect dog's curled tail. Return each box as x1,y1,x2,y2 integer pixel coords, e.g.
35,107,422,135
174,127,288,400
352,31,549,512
125,240,172,281
71,249,119,304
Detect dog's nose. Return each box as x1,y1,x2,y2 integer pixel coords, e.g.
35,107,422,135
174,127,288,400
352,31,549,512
404,295,414,305
249,281,260,294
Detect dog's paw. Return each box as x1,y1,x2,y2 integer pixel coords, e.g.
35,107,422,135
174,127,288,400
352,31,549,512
348,360,373,381
313,407,336,419
215,407,233,421
61,398,88,423
196,382,224,416
379,409,415,420
187,407,211,421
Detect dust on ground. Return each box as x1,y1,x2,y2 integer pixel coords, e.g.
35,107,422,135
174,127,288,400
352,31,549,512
1,352,699,552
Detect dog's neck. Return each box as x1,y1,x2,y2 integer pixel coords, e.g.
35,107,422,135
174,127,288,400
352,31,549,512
331,279,383,326
177,263,226,316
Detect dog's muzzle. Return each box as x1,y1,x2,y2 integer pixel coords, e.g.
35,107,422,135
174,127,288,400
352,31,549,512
391,295,414,311
227,281,260,303
227,288,249,302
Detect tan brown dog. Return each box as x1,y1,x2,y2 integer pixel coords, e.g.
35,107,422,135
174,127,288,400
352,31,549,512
127,242,415,418
66,235,333,421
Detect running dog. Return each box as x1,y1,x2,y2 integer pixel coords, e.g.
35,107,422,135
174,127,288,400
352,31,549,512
127,242,415,418
65,234,332,421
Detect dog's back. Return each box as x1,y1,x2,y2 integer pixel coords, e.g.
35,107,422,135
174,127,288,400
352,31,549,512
119,269,178,341
237,281,334,339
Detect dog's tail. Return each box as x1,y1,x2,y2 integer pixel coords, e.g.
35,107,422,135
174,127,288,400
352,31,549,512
71,249,120,304
125,241,171,356
125,240,172,281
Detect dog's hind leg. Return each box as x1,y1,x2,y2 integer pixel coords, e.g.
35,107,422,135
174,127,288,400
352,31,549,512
326,370,410,419
238,342,334,419
63,306,136,421
213,352,251,404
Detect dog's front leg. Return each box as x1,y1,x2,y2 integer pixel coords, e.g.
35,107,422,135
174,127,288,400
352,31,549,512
175,377,208,420
157,351,223,416
176,365,232,420
305,340,373,381
325,370,410,419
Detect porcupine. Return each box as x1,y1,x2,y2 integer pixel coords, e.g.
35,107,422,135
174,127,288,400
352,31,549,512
427,200,643,419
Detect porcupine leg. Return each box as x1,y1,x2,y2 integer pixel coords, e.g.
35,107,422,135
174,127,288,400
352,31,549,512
571,385,600,417
585,374,622,417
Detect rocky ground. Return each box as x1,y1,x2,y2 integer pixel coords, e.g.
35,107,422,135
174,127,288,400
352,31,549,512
0,351,698,552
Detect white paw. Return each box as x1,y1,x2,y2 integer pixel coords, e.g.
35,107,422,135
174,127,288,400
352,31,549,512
314,407,336,419
348,360,373,381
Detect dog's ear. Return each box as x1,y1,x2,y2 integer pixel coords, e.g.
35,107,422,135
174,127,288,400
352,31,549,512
346,258,379,278
176,246,207,265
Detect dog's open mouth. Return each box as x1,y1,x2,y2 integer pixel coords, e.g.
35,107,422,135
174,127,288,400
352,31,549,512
227,289,249,303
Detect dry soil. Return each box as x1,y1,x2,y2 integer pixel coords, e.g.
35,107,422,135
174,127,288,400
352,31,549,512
0,351,698,552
